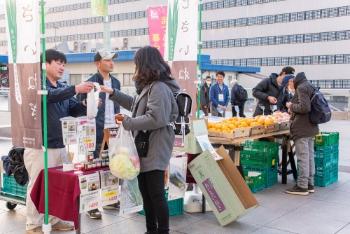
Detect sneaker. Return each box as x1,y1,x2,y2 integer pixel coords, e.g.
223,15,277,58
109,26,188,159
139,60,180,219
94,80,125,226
87,209,102,219
52,221,74,231
103,202,120,210
285,185,309,196
308,184,315,193
26,227,43,234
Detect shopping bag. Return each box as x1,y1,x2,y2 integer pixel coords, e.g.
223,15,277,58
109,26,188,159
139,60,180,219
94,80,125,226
119,178,143,215
87,82,100,119
109,124,140,180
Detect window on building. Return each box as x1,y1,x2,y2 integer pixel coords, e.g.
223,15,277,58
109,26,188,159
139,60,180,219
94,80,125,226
296,56,303,65
275,57,282,66
329,8,338,17
282,13,289,22
276,36,283,44
304,33,312,43
327,55,335,64
319,55,327,64
290,35,297,44
297,12,305,21
335,54,344,64
339,6,347,16
320,32,328,41
312,33,321,42
261,58,268,66
303,56,311,65
290,12,298,21
275,14,283,23
321,9,329,18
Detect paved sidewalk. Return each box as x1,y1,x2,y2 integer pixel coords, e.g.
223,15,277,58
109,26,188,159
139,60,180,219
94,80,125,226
0,172,350,234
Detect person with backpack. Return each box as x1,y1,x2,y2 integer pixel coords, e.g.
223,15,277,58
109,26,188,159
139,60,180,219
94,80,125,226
101,46,179,234
210,71,230,117
252,66,295,116
285,72,319,196
200,76,211,116
230,79,247,117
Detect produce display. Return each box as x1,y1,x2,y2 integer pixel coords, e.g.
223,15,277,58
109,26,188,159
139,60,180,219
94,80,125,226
109,146,140,180
207,112,290,137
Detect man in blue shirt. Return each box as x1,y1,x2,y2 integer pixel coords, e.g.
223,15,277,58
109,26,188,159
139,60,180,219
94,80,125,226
210,71,229,117
24,49,94,234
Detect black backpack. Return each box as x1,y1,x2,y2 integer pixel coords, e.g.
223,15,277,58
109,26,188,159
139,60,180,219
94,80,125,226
236,85,248,102
309,85,331,124
174,92,192,135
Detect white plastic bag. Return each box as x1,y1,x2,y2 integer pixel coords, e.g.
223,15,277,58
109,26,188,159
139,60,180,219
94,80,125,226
119,178,143,215
87,82,100,119
109,124,140,180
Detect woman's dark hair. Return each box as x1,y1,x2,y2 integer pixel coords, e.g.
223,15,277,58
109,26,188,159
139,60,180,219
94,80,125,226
40,49,67,64
133,46,172,85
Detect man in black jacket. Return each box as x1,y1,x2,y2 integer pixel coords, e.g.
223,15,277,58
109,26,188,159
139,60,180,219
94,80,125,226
77,49,121,219
252,66,295,116
24,49,94,234
200,76,211,116
230,80,247,117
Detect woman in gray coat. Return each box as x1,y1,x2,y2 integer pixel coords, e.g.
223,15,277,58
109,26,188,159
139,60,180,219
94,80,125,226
101,46,179,234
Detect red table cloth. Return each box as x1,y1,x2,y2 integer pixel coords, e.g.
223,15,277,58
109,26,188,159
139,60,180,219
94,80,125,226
30,166,108,229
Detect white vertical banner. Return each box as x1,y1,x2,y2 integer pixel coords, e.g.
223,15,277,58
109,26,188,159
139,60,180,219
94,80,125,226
165,0,199,62
5,0,42,149
6,0,40,64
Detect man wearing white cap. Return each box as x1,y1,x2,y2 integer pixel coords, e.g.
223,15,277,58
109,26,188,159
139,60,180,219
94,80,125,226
77,49,121,219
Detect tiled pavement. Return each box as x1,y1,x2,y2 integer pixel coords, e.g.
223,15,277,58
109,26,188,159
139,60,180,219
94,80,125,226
1,172,350,234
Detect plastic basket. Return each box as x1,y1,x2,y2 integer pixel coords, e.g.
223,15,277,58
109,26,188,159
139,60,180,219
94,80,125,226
315,166,338,187
1,174,27,198
315,132,339,146
139,192,184,216
244,172,265,193
240,150,278,168
242,165,278,188
242,140,279,155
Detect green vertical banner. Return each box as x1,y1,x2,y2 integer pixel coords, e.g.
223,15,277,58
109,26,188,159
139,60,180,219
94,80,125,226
5,0,42,149
165,0,199,116
91,0,108,16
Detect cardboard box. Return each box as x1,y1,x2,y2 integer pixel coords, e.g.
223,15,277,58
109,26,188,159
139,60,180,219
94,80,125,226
188,147,258,226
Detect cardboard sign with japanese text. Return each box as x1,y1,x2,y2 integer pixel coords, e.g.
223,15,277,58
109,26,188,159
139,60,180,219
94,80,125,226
5,0,42,148
79,172,101,212
100,170,120,207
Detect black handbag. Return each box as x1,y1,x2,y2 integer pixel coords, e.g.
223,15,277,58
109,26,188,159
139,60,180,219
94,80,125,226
134,130,151,158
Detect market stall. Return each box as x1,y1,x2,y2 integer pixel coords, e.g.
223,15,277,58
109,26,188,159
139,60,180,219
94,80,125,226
206,113,298,185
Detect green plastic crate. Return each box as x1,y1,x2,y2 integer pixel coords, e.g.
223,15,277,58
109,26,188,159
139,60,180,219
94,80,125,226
240,150,278,168
242,165,278,188
1,174,27,198
315,132,339,146
244,172,265,193
242,140,279,155
139,191,183,216
315,167,338,187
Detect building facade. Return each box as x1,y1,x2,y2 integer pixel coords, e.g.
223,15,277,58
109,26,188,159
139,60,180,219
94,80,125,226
0,0,349,91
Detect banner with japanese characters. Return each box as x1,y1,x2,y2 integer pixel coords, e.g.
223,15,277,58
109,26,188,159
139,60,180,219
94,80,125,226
165,0,198,115
5,0,42,149
147,6,167,57
165,0,198,61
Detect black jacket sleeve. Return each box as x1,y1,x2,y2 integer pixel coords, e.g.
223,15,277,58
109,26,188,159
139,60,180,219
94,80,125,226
252,79,269,101
47,85,76,103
